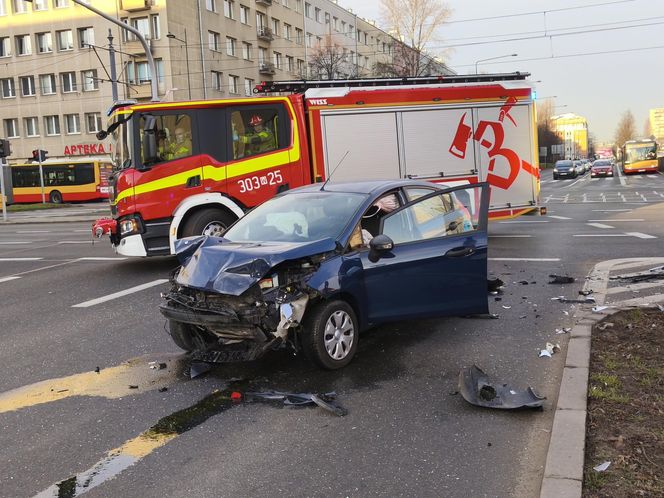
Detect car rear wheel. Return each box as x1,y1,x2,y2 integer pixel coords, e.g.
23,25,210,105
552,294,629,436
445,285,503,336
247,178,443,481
49,190,63,204
182,208,236,238
301,300,358,370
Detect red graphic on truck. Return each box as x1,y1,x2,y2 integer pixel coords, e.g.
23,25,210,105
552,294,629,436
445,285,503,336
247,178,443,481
449,96,538,190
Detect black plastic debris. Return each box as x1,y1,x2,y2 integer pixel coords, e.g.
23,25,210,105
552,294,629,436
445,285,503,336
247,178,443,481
579,289,594,296
189,361,212,379
549,274,575,284
246,391,347,416
128,385,138,389
94,366,100,374
518,280,529,285
158,387,168,393
551,296,596,304
610,270,664,283
458,365,545,410
488,278,505,293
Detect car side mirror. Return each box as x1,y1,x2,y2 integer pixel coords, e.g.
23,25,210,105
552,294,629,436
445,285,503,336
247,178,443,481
446,221,459,232
369,234,394,262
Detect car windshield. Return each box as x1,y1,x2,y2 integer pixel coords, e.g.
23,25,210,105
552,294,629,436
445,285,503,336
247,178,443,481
224,191,368,243
556,161,572,167
594,161,609,166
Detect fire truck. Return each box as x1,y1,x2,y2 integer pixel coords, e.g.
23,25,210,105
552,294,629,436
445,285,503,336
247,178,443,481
94,73,540,257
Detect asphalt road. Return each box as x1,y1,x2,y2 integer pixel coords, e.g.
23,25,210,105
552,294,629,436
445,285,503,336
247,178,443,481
0,169,662,498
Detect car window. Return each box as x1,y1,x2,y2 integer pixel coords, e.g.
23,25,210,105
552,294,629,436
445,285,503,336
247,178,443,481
404,187,437,202
382,185,481,244
229,104,288,161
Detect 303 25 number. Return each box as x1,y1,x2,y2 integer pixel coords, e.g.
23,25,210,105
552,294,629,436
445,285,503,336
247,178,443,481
237,170,283,193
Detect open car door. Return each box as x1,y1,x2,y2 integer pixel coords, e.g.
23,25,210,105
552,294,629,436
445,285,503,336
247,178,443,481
361,182,490,323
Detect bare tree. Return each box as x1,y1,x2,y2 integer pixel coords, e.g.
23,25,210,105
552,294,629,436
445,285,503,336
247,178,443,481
614,110,636,147
308,35,349,80
536,100,562,163
380,0,451,76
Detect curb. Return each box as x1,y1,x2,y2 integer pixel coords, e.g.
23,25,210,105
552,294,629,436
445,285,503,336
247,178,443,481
540,257,664,498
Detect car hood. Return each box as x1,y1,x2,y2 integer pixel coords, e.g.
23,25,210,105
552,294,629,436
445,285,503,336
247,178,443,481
173,235,337,295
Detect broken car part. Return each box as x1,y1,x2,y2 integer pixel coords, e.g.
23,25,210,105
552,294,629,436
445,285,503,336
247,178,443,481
246,390,347,416
548,274,575,284
539,343,560,358
458,365,545,410
487,278,504,293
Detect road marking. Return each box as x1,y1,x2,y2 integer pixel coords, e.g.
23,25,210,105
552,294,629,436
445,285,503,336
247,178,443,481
548,215,572,220
490,235,533,238
566,178,585,188
625,232,657,239
489,257,560,262
73,229,92,232
16,230,50,233
58,240,92,244
616,166,627,186
0,258,43,261
498,220,549,224
0,276,21,283
588,219,644,222
587,223,615,229
77,257,128,261
592,209,631,212
72,279,169,308
0,241,32,245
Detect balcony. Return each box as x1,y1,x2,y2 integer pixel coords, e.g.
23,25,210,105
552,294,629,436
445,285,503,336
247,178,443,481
121,0,153,12
256,0,272,5
123,37,153,56
257,27,274,42
259,62,275,75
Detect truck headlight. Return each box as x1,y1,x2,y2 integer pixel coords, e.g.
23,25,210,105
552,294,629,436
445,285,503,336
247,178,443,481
119,216,142,236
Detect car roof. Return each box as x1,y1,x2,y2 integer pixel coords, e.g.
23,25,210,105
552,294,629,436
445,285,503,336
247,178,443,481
290,179,440,194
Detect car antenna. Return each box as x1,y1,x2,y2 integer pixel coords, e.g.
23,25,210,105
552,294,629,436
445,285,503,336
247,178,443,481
320,150,350,191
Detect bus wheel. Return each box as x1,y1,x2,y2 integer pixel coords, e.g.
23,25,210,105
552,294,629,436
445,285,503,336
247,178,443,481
182,208,236,238
49,190,63,204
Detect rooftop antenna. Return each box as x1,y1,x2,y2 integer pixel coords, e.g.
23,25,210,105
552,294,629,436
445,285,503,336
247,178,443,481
320,150,350,191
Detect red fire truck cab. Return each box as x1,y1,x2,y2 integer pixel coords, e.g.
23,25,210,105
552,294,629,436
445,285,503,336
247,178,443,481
95,73,540,257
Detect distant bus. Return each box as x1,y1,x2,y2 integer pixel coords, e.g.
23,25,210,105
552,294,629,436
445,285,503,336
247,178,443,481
10,157,112,204
621,139,658,174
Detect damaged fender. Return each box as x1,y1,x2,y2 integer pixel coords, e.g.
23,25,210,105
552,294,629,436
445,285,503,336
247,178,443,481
458,365,545,409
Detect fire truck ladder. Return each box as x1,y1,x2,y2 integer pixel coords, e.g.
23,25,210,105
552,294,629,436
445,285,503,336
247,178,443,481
254,72,531,94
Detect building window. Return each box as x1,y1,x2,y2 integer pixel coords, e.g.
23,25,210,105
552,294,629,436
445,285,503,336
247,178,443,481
242,41,252,60
44,115,60,136
211,70,223,91
77,27,94,48
32,0,47,10
136,61,150,83
286,55,294,72
131,17,150,39
40,74,56,94
333,17,338,31
304,2,311,18
4,118,19,138
82,69,98,91
283,23,291,40
56,30,73,51
36,32,52,53
273,51,282,69
206,0,216,12
314,7,320,22
256,12,265,29
16,34,31,55
244,78,253,96
282,0,288,7
85,113,102,133
151,14,160,39
61,72,76,93
12,0,28,14
24,117,39,137
223,0,233,18
1,78,15,98
0,37,10,57
271,18,279,34
0,0,6,15
258,47,267,64
239,4,249,24
297,58,304,75
306,32,312,48
54,0,69,7
20,76,35,96
295,28,303,45
208,31,220,51
228,74,238,94
295,0,301,13
226,36,236,56
64,113,80,134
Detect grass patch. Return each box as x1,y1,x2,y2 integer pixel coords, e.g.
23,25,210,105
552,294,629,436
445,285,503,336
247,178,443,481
7,203,73,212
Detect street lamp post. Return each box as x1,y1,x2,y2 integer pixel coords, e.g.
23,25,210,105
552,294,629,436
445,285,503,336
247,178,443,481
474,53,518,74
167,30,192,100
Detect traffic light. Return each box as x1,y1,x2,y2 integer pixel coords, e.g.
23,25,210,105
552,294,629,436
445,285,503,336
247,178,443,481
31,149,48,162
0,139,10,158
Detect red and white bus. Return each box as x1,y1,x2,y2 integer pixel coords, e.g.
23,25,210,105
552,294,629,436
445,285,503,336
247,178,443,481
10,157,112,203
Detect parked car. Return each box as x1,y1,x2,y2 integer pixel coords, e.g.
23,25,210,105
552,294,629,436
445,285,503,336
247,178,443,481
553,160,577,179
160,180,490,369
590,160,614,178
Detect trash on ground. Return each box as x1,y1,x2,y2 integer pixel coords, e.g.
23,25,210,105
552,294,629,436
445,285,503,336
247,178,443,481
551,296,596,304
597,322,614,331
463,313,500,319
94,366,100,374
158,387,168,393
518,280,529,285
519,315,527,319
579,289,594,296
657,304,664,313
458,365,545,410
149,362,167,370
190,361,212,379
502,305,512,309
246,390,347,416
556,327,572,334
563,310,569,316
495,297,502,302
593,461,611,472
539,342,560,357
128,385,138,389
610,270,664,283
488,278,505,293
549,274,575,284
593,306,610,313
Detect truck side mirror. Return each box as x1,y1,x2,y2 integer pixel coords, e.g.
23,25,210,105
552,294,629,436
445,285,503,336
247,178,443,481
141,115,158,168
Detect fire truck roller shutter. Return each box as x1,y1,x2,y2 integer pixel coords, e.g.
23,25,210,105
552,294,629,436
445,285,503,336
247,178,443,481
322,112,401,182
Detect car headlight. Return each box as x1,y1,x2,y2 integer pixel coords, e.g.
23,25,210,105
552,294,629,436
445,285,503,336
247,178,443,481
553,168,558,172
119,216,142,236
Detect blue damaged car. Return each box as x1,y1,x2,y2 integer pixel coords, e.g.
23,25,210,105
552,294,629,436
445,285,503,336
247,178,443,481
159,180,490,369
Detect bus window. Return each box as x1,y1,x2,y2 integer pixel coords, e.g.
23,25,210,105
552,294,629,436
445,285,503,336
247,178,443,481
12,166,40,188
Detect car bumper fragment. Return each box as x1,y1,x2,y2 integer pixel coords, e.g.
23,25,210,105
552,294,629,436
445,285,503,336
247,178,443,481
458,365,546,409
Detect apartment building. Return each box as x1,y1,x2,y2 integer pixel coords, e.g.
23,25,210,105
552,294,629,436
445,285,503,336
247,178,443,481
0,0,447,159
551,113,589,159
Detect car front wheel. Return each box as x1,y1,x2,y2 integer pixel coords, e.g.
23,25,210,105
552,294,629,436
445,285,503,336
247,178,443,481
167,320,209,352
301,300,358,370
553,174,558,180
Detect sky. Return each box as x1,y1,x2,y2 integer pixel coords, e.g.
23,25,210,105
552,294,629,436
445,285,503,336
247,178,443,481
340,0,664,143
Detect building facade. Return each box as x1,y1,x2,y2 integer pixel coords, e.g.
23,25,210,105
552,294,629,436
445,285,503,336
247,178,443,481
0,0,450,160
649,108,664,149
551,113,589,159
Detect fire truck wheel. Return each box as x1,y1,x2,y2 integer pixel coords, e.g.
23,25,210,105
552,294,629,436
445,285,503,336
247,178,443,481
49,190,63,204
301,300,358,370
182,208,236,238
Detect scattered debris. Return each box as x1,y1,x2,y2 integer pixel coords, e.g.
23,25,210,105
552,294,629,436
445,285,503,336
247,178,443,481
189,361,212,379
518,280,529,285
149,362,167,370
458,365,545,410
495,297,502,302
597,322,614,331
501,305,512,309
556,327,572,334
539,342,561,358
463,313,499,319
593,306,610,313
658,304,664,313
551,296,596,304
611,270,664,283
563,311,569,316
488,278,505,293
231,391,242,402
593,461,611,472
128,385,138,389
549,274,575,284
579,289,594,296
519,315,527,319
94,367,100,374
246,391,347,416
158,387,168,393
